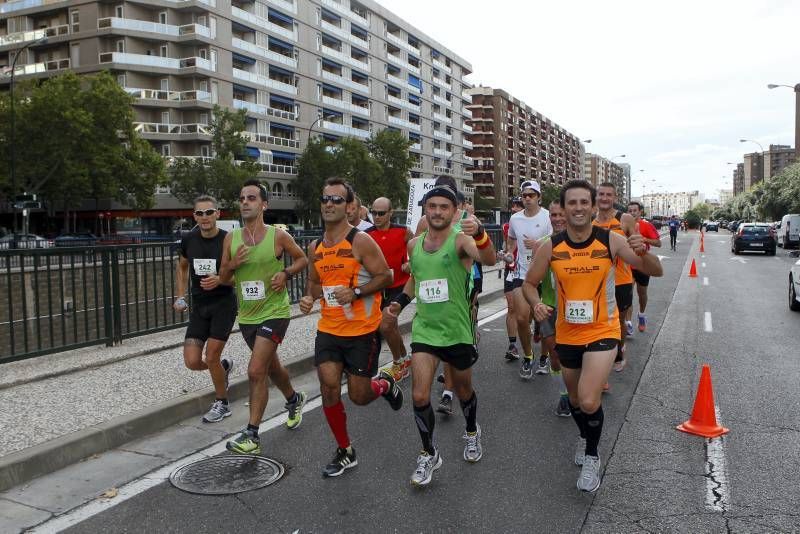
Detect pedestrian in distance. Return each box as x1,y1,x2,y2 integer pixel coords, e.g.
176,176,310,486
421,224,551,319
626,202,662,333
500,197,525,361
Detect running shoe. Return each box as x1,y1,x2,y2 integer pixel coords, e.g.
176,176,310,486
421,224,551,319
556,395,571,418
602,382,610,393
221,357,233,391
613,359,627,373
411,449,442,486
574,437,587,466
577,454,602,492
504,345,520,361
638,313,647,333
436,373,445,384
463,424,483,462
202,400,231,423
388,359,409,382
519,358,534,380
322,447,358,477
437,393,453,416
378,370,403,411
226,429,260,455
285,391,307,430
625,321,634,337
535,355,550,375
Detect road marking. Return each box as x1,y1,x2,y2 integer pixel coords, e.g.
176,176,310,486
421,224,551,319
705,407,730,512
729,257,747,264
657,255,669,261
701,255,705,259
703,277,709,286
704,312,713,332
31,309,510,531
702,262,706,268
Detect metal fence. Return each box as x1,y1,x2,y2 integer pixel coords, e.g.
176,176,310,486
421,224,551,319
0,229,502,363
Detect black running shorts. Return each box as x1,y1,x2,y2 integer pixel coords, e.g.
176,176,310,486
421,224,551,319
381,286,405,310
184,294,237,342
632,269,650,287
410,342,479,371
555,338,619,369
315,330,382,377
615,283,634,312
240,318,291,350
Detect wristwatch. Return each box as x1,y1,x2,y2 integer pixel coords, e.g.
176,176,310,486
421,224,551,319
353,287,362,299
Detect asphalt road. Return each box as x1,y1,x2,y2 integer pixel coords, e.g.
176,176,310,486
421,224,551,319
58,231,800,533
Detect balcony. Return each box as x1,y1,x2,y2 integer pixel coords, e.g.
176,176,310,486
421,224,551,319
405,61,420,75
322,121,370,138
242,131,300,148
321,45,368,70
432,58,451,74
462,123,473,133
0,24,68,48
322,70,369,94
386,32,418,54
387,116,421,132
433,130,452,142
410,142,422,151
233,99,297,121
0,0,68,14
386,52,405,68
232,37,297,68
461,91,472,102
433,94,450,107
433,112,452,125
125,87,211,103
386,73,406,87
232,68,297,94
99,52,211,71
431,77,451,91
98,17,176,37
432,166,452,175
322,95,370,116
7,58,70,76
387,94,420,113
434,148,452,158
266,0,297,14
462,139,473,149
133,122,212,136
321,20,368,48
231,6,297,42
411,160,423,170
258,163,297,175
319,0,369,27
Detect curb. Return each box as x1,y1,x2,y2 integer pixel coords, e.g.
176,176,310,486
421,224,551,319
0,283,506,493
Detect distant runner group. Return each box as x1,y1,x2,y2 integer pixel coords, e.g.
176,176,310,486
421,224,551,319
172,175,663,493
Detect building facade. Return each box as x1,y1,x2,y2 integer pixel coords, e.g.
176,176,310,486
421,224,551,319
641,190,704,218
0,0,473,226
583,153,627,201
718,188,733,205
733,162,744,195
739,144,795,193
464,86,582,210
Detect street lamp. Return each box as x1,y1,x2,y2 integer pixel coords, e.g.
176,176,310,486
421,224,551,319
739,138,764,153
766,82,800,160
8,35,48,242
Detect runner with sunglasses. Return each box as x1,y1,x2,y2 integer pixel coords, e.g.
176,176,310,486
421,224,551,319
300,177,402,478
367,197,414,382
173,195,237,423
218,180,309,455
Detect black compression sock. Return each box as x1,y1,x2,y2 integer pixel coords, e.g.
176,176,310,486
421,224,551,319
460,392,478,433
569,401,587,439
286,392,299,404
246,424,260,437
584,405,604,457
413,403,436,455
508,336,517,346
216,398,228,405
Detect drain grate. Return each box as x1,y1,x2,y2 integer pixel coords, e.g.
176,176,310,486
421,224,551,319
169,455,284,495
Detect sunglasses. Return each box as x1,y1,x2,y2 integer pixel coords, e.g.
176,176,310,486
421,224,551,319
370,210,388,216
320,195,347,205
238,194,260,202
521,192,538,198
193,209,217,217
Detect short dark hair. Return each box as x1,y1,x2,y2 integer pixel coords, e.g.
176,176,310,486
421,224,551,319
324,177,355,202
434,175,458,191
598,182,617,192
628,201,644,212
193,195,217,208
242,179,269,201
560,180,596,207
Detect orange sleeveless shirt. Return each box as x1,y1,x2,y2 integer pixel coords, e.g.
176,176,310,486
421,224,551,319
551,227,621,345
313,228,382,336
593,211,633,285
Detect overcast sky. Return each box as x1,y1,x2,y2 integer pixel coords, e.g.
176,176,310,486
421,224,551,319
380,0,799,200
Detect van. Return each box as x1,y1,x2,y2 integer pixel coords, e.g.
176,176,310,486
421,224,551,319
216,220,241,234
776,214,800,249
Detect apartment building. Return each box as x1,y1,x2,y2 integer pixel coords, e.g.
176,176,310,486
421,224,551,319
0,0,473,225
583,153,627,201
739,145,795,193
464,86,582,210
641,190,704,218
732,162,744,195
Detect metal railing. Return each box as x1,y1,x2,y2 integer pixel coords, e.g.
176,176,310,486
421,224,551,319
0,231,501,363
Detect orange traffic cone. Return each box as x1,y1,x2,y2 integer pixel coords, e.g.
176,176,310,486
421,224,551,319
688,258,698,277
677,364,730,438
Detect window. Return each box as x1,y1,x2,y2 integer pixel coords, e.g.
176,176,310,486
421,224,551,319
200,145,210,157
199,80,208,92
115,5,123,18
211,81,219,104
70,43,80,67
117,74,126,86
69,9,79,32
209,48,217,71
199,113,208,125
161,111,170,124
116,40,125,53
159,12,167,25
160,45,167,57
208,16,217,39
199,48,207,60
160,78,169,91
161,144,171,157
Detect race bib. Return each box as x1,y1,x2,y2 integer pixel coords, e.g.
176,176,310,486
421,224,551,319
506,270,514,282
419,279,449,303
241,280,265,300
322,286,343,307
565,300,593,324
523,248,533,264
193,258,216,276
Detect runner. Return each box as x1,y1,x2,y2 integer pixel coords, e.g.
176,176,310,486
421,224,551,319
500,197,525,361
218,180,309,455
668,215,680,251
523,179,662,492
384,183,497,486
626,202,662,333
348,194,374,231
367,197,413,381
299,177,402,478
592,182,636,372
173,195,236,424
505,180,552,379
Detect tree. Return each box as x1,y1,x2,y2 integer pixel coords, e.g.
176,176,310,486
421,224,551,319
334,137,381,202
540,183,561,209
168,105,260,212
295,138,337,227
366,129,413,206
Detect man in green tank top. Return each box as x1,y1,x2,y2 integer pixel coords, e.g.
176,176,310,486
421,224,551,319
218,180,309,455
385,184,497,487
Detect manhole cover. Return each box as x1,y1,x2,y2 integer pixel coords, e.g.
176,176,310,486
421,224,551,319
169,455,284,495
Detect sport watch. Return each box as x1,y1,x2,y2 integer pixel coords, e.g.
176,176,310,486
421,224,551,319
353,287,362,299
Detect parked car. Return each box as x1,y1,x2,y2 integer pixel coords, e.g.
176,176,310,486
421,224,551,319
0,233,51,249
790,258,800,311
776,214,800,249
54,232,98,247
705,222,719,232
731,223,776,255
728,220,741,232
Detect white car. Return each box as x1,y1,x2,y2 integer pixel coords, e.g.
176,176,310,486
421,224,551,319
0,233,51,249
790,256,800,312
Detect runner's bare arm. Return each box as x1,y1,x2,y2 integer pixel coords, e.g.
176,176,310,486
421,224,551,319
344,232,392,301
611,232,663,277
522,240,553,320
303,240,322,300
175,254,189,298
218,232,235,285
620,212,637,237
457,230,497,266
271,229,308,291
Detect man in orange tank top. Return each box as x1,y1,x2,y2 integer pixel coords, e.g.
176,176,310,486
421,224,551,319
299,177,400,478
522,180,662,494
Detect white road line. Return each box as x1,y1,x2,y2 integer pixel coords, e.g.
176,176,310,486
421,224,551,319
31,309,510,532
702,262,706,268
705,407,730,512
703,277,709,286
704,312,713,332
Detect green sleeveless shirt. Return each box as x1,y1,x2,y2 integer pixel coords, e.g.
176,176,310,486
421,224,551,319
538,235,557,308
230,225,290,323
410,229,474,346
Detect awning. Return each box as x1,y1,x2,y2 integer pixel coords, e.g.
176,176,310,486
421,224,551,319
322,134,340,142
351,25,368,38
270,94,294,105
270,122,294,132
322,108,343,118
351,69,368,80
320,8,341,21
269,64,293,77
408,94,421,104
233,83,256,94
268,36,293,51
268,8,294,24
246,146,261,158
322,82,342,93
322,58,341,69
232,52,255,65
272,150,296,160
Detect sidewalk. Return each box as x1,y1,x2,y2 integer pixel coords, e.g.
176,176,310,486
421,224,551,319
0,265,507,493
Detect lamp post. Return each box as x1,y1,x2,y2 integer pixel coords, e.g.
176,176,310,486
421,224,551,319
738,138,764,153
8,35,48,243
767,83,800,160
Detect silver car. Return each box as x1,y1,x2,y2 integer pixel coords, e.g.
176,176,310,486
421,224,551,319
790,256,800,312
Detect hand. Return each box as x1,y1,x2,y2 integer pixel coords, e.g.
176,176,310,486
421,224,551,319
173,297,188,313
628,233,647,256
460,215,480,237
522,234,538,251
383,302,401,319
299,295,315,314
332,286,355,305
230,244,249,269
199,274,220,291
533,302,553,322
401,262,411,274
504,253,515,264
270,270,288,291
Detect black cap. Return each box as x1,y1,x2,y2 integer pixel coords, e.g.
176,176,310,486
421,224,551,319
420,185,458,206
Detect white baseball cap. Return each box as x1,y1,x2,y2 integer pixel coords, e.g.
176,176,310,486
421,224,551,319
520,180,541,194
